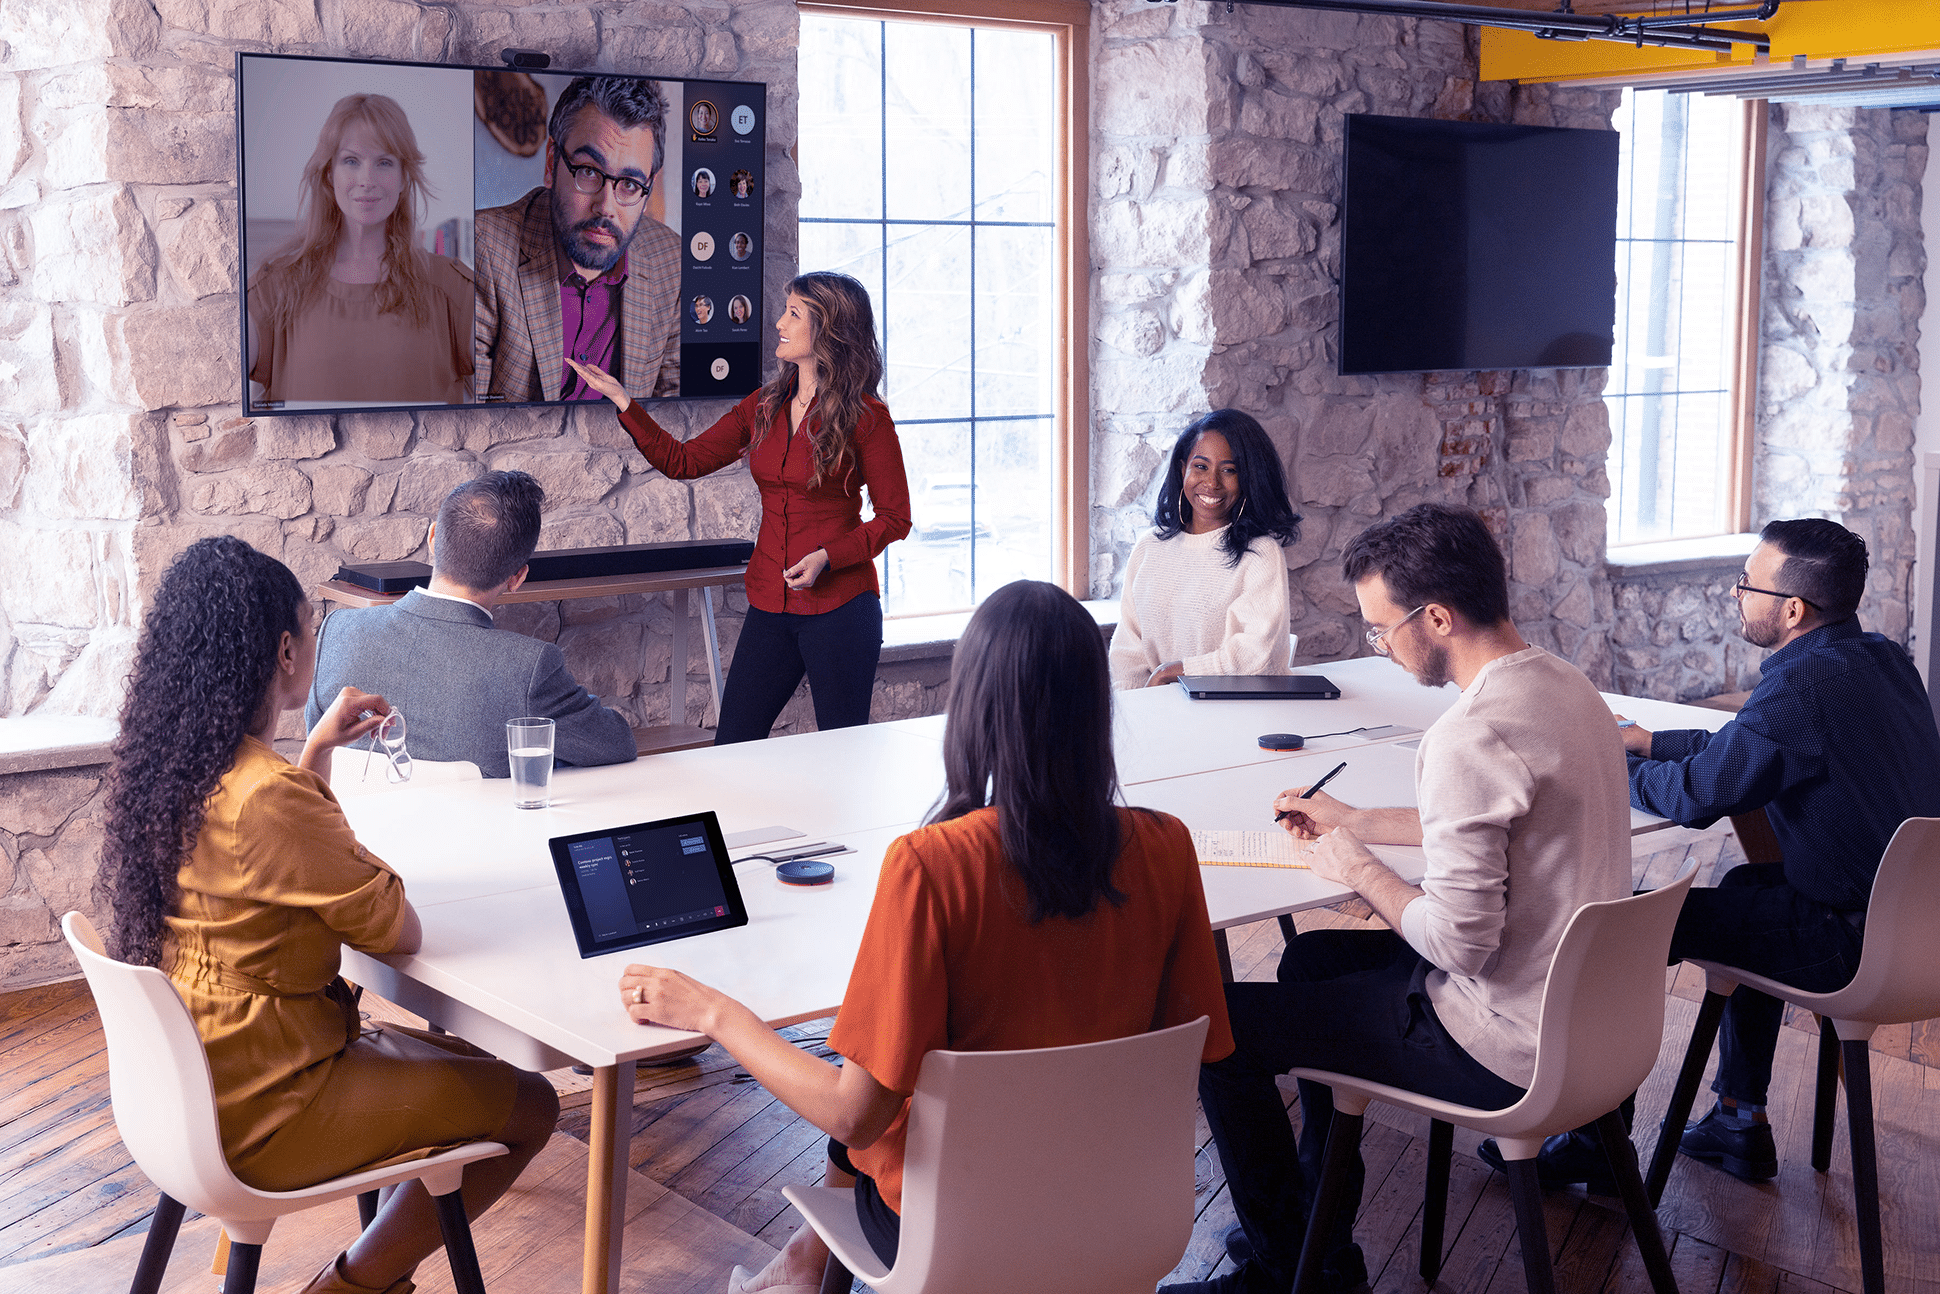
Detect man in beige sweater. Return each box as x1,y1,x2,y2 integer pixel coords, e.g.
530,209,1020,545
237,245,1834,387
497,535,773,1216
1165,503,1632,1294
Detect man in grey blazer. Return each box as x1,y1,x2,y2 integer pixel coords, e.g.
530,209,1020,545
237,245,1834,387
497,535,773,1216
305,470,637,778
474,75,683,403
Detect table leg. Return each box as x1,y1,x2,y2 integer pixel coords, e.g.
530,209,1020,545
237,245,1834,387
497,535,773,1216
583,1061,636,1294
700,586,725,724
1214,928,1234,983
669,589,690,730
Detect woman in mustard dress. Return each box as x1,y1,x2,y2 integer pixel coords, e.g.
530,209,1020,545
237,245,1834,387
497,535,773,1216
100,537,557,1294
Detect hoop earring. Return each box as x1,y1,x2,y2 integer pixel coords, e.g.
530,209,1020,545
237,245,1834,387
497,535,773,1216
1235,497,1247,521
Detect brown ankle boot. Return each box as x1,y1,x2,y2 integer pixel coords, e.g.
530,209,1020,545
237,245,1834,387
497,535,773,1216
295,1252,416,1294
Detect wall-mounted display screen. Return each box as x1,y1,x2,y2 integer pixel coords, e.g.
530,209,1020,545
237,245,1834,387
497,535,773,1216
1339,114,1618,376
237,52,767,415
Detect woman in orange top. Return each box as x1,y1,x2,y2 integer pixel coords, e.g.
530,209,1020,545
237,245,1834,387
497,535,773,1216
569,271,910,743
100,537,558,1294
617,580,1235,1293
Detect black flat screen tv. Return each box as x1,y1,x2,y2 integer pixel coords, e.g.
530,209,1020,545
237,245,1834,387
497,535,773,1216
1339,114,1618,376
236,52,767,416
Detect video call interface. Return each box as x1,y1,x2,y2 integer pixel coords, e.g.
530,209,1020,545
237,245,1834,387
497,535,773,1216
567,823,733,947
237,53,766,415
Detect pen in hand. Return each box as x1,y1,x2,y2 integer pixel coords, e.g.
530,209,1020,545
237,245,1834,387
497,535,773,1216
1275,761,1348,822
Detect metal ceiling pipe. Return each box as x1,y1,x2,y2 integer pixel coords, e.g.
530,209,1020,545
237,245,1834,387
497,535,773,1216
1229,0,1776,54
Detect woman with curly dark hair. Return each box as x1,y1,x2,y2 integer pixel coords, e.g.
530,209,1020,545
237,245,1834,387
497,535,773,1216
1109,409,1303,690
101,536,557,1294
567,271,911,743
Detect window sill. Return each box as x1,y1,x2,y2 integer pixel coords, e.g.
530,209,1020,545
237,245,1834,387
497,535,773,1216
0,715,119,776
879,599,1118,664
1605,533,1757,579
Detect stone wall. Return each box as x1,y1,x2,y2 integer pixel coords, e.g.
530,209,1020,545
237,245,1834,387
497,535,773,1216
0,759,110,986
1759,102,1927,642
1606,103,1929,704
1088,1,1623,682
0,0,962,740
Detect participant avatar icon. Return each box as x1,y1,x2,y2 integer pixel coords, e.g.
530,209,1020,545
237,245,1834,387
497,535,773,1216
692,168,715,198
730,169,755,200
690,230,715,260
690,101,718,136
729,231,753,262
727,294,752,324
710,356,731,380
692,296,715,324
730,104,756,135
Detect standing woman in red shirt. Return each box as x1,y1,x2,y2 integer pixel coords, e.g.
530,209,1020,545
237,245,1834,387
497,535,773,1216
569,271,910,743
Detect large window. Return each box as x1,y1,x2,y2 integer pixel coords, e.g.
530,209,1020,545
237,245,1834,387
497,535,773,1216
798,3,1086,616
1606,88,1763,546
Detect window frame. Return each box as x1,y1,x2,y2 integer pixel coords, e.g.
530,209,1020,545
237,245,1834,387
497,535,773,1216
1605,91,1766,547
798,0,1092,604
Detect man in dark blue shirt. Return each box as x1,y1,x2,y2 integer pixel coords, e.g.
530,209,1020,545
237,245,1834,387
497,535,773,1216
1621,518,1940,1180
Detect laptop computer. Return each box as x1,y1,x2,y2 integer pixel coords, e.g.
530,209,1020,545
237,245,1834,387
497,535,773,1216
1176,674,1341,700
549,811,749,959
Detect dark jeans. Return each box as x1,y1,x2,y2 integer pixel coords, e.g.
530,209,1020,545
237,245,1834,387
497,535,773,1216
715,593,882,745
827,1137,900,1269
1200,929,1526,1286
1668,861,1863,1105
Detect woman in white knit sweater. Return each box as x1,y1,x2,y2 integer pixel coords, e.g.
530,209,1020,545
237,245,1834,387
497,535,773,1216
1110,410,1302,690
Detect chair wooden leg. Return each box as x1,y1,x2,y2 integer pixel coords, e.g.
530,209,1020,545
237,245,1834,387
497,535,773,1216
1503,1159,1558,1294
1293,1108,1363,1294
1596,1110,1679,1294
817,1252,853,1294
432,1188,487,1294
357,1189,379,1231
128,1193,186,1294
1419,1119,1453,1282
1811,1016,1840,1173
219,1241,262,1294
1646,988,1729,1206
1840,1040,1886,1294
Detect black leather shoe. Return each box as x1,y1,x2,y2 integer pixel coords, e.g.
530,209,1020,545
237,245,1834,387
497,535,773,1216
1477,1130,1620,1194
1217,1231,1368,1294
1677,1104,1777,1182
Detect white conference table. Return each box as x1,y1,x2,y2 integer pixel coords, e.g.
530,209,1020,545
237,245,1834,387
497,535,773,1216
337,652,1734,1294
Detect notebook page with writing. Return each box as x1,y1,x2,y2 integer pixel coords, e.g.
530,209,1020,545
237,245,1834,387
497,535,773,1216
1192,829,1310,869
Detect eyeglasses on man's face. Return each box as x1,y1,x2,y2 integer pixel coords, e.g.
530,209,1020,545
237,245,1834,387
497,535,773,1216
562,160,650,207
1731,573,1820,611
1365,604,1426,655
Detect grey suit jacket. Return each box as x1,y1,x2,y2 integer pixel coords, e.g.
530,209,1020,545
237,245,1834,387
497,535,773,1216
303,589,637,779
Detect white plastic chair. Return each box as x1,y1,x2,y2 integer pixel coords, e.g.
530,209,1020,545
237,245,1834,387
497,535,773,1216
62,912,508,1294
1290,867,1696,1294
1643,817,1940,1294
327,747,483,796
782,1016,1211,1294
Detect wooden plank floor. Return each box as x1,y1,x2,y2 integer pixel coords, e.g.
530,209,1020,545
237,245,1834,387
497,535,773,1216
4,827,1935,1292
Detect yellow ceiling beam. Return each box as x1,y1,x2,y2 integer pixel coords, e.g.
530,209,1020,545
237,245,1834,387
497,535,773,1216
1480,0,1940,84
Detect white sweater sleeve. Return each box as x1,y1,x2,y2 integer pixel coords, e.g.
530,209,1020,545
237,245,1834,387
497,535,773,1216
1179,538,1291,678
1108,537,1156,691
1398,715,1534,975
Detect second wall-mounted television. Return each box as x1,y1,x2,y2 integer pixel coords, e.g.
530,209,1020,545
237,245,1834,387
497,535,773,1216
237,52,768,416
1339,114,1618,377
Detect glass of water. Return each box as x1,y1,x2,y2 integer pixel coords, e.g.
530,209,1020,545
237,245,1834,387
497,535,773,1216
506,717,556,809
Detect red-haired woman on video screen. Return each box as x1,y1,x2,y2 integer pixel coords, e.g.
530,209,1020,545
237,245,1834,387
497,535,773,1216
247,93,474,406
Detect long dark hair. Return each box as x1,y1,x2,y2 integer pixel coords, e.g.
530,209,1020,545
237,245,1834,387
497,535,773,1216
927,580,1127,923
752,271,884,488
251,94,441,333
102,537,303,966
1153,409,1302,567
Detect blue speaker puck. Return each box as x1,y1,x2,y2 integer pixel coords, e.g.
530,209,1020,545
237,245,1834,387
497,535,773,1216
776,859,836,886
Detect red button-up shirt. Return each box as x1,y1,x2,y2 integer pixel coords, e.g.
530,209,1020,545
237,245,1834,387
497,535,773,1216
618,391,912,615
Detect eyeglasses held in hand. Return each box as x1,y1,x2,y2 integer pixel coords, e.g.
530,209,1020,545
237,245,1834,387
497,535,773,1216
563,161,650,206
361,709,412,783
